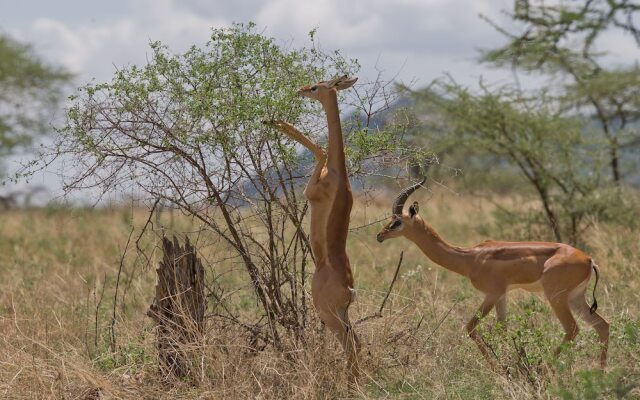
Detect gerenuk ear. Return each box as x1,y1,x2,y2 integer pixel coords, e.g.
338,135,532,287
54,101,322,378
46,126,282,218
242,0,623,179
409,201,419,218
332,76,358,91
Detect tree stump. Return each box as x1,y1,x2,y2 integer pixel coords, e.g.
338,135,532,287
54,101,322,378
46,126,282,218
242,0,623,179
148,236,205,380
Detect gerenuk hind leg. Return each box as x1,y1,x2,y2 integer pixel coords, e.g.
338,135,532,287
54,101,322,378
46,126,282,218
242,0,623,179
570,292,610,369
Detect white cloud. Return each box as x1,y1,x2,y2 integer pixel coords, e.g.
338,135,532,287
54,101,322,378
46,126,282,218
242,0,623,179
8,0,515,89
253,0,510,53
20,0,228,82
7,0,639,89
247,0,516,86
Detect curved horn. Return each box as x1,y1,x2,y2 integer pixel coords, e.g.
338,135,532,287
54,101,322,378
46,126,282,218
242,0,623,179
392,177,427,215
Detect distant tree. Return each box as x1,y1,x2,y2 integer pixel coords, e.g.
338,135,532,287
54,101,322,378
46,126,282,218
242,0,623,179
404,0,639,243
481,0,640,183
411,80,623,244
0,34,71,175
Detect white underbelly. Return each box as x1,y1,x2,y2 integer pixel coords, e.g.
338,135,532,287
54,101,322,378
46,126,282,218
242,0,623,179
507,279,543,293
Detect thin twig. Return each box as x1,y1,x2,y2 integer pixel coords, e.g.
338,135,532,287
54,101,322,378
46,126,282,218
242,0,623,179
349,215,389,232
109,225,134,353
94,273,107,349
355,251,404,325
135,198,160,270
424,300,459,344
377,251,404,314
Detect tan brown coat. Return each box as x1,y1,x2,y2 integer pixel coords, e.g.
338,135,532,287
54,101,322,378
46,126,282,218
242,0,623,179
268,76,360,381
377,180,609,369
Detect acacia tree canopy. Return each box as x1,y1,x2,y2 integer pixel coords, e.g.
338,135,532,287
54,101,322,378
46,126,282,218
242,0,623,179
49,23,419,343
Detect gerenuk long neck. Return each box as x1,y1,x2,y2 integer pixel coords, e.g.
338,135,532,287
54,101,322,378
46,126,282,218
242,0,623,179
321,91,353,256
405,218,473,277
321,92,348,177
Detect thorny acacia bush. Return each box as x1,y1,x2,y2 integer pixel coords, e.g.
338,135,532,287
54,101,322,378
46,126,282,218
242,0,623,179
44,24,427,353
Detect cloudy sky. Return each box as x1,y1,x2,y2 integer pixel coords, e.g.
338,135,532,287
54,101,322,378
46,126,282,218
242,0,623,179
4,0,529,86
2,0,639,201
4,0,639,110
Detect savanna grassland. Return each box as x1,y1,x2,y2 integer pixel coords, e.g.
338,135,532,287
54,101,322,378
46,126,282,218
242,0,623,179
1,190,639,399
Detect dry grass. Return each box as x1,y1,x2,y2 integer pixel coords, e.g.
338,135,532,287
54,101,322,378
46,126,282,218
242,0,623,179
1,191,639,399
